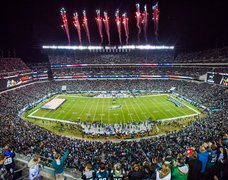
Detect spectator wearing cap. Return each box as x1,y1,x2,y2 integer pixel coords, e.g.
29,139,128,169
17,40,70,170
52,149,69,180
28,155,41,180
128,164,143,180
171,156,189,180
187,151,202,180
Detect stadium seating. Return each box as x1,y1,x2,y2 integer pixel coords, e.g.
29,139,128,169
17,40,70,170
0,58,31,78
51,66,228,77
0,80,227,178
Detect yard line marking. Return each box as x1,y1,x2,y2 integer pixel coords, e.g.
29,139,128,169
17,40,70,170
108,98,111,124
136,98,150,120
151,95,173,119
163,95,185,118
142,96,159,119
60,97,77,120
119,99,126,124
100,98,105,124
122,98,134,123
92,98,100,122
87,99,97,121
127,97,141,122
155,95,177,118
78,97,92,119
53,96,74,120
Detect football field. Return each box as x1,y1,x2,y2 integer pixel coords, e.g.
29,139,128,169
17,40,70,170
27,94,200,124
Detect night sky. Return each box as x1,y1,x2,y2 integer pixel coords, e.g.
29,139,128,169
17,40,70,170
1,0,228,60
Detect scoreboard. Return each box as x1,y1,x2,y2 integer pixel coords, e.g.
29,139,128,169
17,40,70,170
206,72,228,86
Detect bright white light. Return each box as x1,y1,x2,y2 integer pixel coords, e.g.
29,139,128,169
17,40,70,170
42,45,174,50
136,45,174,50
105,46,116,50
118,45,136,49
88,46,103,50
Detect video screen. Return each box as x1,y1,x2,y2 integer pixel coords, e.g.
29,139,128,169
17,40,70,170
207,73,228,86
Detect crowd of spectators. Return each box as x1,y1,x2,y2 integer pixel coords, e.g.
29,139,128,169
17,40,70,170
0,58,31,78
52,66,228,77
1,47,228,80
47,47,228,65
47,48,228,81
26,62,50,73
0,79,228,179
48,51,174,64
176,47,228,63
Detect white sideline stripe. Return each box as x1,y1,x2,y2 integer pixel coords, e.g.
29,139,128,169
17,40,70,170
171,96,201,114
157,113,198,122
28,111,199,124
28,109,39,116
28,114,78,124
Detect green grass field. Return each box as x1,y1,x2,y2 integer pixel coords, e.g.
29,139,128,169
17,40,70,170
27,94,200,124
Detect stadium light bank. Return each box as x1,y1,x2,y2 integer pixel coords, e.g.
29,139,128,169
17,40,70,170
42,45,174,50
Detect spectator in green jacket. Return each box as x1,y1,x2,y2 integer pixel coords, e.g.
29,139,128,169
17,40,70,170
171,156,189,180
52,150,69,180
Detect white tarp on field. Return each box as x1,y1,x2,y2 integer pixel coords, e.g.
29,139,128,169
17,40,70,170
41,98,66,110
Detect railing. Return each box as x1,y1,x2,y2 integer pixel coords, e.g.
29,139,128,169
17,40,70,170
0,148,82,179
